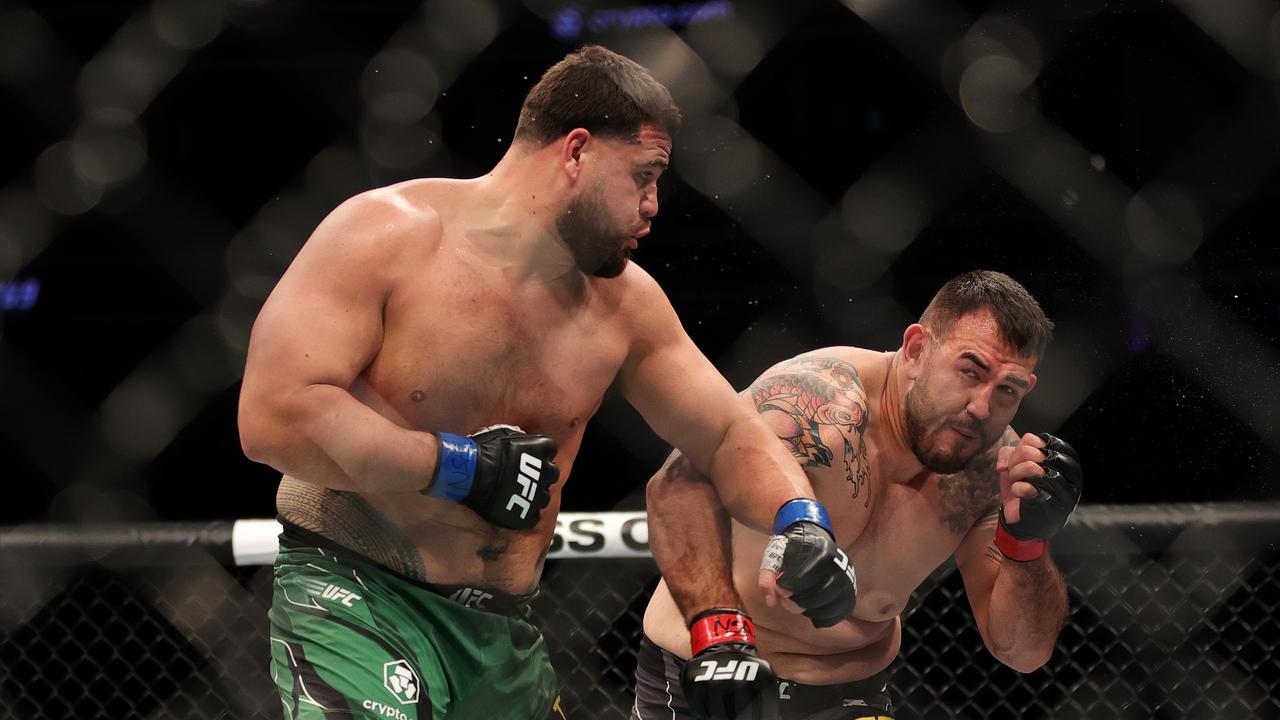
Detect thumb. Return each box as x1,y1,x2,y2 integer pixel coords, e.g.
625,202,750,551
758,568,780,608
758,534,787,608
997,445,1015,501
1003,495,1021,525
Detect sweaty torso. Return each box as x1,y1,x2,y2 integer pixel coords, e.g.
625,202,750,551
645,348,1000,683
278,178,633,595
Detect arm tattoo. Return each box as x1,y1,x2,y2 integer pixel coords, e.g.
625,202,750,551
748,355,872,505
937,428,1019,534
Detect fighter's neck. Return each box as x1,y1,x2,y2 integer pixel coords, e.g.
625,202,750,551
873,351,929,484
459,171,581,286
480,142,567,223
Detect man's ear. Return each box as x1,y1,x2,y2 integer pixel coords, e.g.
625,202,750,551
901,323,929,380
560,128,591,183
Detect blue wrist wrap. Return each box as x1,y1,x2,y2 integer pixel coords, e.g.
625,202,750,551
426,432,477,502
772,498,832,535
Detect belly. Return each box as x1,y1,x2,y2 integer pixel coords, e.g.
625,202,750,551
642,578,902,684
285,365,599,593
756,618,901,684
277,475,558,594
740,572,902,683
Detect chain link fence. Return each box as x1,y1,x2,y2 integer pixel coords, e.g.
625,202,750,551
2,504,1277,719
3,1,1279,718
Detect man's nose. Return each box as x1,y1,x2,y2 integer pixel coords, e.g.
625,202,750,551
639,187,658,219
966,385,993,421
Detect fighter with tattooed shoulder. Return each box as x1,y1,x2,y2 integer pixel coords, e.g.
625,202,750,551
637,270,1080,719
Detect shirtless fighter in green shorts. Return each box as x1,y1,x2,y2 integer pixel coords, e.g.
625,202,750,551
239,46,856,720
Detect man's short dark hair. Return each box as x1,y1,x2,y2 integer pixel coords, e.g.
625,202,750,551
514,45,682,145
920,270,1054,359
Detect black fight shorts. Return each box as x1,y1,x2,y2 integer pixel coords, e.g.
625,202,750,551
631,634,894,720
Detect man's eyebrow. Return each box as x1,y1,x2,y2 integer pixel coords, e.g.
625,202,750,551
960,352,990,372
1002,374,1031,390
963,351,1030,389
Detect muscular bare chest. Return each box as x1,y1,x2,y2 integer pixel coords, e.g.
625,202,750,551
361,254,628,449
811,441,998,621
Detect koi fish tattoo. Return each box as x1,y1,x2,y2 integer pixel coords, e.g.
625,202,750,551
749,355,872,505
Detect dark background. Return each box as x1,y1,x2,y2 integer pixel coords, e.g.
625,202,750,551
2,0,1278,526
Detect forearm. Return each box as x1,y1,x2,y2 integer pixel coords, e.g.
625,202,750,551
706,412,813,535
647,452,742,624
985,550,1068,672
241,383,437,493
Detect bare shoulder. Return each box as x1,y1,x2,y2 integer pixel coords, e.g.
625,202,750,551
316,179,447,256
605,260,666,304
746,348,874,482
753,347,888,396
748,348,872,410
600,261,680,331
295,179,475,272
764,346,876,372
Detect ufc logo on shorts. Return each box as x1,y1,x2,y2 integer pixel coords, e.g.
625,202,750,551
691,659,760,683
448,587,493,609
320,584,361,607
505,453,541,519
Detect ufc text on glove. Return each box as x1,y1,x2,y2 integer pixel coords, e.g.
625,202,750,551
760,498,857,628
424,424,558,531
681,608,779,720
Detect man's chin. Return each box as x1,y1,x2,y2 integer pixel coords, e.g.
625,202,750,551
591,252,630,278
927,458,968,475
920,446,975,475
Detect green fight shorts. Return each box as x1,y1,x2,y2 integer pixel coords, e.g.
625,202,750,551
269,526,563,720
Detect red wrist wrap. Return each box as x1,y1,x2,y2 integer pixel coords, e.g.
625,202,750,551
689,610,756,656
995,523,1046,561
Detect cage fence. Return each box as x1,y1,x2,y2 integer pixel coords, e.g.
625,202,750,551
2,504,1278,719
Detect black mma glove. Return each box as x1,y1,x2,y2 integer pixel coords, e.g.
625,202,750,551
996,432,1083,561
423,424,558,531
760,499,857,628
681,609,778,720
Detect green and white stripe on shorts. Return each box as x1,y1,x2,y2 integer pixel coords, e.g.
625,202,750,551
269,540,558,719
